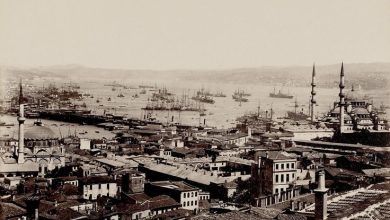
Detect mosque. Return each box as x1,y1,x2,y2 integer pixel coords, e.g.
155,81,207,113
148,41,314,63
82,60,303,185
321,64,390,146
0,81,65,178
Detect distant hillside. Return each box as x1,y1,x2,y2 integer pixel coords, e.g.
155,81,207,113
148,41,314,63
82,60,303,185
1,62,389,90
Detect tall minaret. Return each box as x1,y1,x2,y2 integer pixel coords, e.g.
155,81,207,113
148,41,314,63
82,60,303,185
339,63,345,133
17,79,25,164
311,64,317,122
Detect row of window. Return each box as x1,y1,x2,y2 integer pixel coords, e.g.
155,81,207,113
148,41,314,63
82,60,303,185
275,188,285,194
89,183,111,190
182,200,197,207
275,162,295,170
275,173,294,183
183,191,197,198
200,195,209,200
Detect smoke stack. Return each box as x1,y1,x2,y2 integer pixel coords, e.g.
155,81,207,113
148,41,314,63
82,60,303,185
314,171,328,220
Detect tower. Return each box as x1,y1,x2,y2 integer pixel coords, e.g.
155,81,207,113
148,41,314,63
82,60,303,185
339,63,345,133
314,171,328,220
311,64,317,122
17,79,25,164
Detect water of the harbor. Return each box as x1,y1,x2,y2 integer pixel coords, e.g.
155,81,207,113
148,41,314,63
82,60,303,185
0,114,115,140
1,79,389,140
74,79,390,128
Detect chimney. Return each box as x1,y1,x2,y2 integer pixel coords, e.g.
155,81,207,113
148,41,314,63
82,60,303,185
34,208,39,220
258,157,262,168
247,127,252,138
314,171,328,220
367,104,372,113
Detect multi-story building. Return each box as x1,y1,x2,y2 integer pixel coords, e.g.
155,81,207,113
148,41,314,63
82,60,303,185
145,181,200,213
252,151,300,207
121,170,145,193
80,176,118,200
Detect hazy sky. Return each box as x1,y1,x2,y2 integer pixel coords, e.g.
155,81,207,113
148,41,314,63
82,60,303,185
0,0,389,69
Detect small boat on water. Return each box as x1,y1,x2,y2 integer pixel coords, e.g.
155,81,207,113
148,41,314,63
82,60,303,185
0,122,14,127
118,93,125,98
95,131,100,133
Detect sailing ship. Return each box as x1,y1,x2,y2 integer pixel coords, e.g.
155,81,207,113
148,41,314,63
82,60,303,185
269,87,293,99
213,91,227,97
286,99,309,120
232,90,249,102
192,88,215,104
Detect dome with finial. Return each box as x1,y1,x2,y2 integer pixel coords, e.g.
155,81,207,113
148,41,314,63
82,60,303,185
24,125,57,140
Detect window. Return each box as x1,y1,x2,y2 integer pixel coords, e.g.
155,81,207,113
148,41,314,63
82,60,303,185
187,201,190,206
195,200,197,205
99,184,101,189
281,174,284,182
195,192,197,197
90,185,92,190
191,192,194,197
287,163,290,169
281,164,284,169
184,193,186,198
291,163,295,168
107,183,110,189
292,173,295,179
183,202,186,207
275,164,279,170
191,201,193,206
275,188,279,194
286,174,290,182
275,174,279,183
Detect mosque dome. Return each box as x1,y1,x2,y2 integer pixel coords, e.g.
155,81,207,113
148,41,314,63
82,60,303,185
25,125,57,140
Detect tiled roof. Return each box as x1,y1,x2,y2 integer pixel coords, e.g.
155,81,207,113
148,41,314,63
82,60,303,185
150,181,198,192
124,192,150,203
0,202,26,218
259,151,296,160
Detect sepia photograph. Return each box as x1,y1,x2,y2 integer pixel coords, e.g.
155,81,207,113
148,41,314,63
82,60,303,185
0,0,389,219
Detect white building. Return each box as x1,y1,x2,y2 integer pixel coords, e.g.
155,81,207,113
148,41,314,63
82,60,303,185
80,176,118,200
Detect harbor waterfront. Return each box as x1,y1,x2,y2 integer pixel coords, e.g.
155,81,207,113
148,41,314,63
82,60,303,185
1,1,390,219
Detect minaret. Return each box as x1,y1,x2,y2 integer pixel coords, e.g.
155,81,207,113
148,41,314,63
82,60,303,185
314,171,328,220
339,63,345,133
17,79,25,164
311,64,317,122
